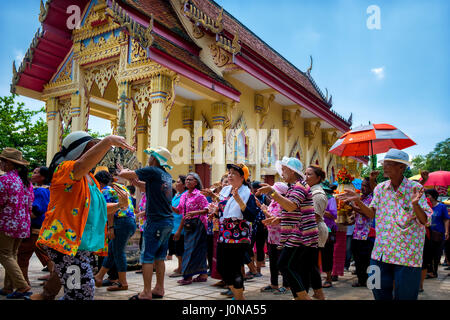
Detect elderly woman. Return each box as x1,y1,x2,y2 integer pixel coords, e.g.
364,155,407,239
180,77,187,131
304,165,328,300
258,157,319,300
209,164,257,300
0,148,34,299
173,173,209,285
94,170,137,292
36,131,134,300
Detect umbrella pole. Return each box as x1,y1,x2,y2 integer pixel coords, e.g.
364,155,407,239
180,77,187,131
371,140,376,170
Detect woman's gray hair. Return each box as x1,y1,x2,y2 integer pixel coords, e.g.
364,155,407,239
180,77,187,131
187,172,203,190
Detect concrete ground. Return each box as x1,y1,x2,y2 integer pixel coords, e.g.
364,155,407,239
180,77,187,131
1,254,449,300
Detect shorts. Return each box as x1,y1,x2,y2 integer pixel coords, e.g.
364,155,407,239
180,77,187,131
140,219,173,264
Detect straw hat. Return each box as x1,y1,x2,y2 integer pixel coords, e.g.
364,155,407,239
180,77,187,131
0,148,29,166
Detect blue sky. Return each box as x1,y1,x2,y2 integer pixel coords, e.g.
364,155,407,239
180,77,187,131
1,0,449,159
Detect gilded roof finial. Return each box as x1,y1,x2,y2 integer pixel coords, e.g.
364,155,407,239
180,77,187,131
307,55,313,75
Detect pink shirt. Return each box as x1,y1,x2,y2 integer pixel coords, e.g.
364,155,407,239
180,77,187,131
0,170,34,238
369,178,433,267
267,200,282,245
178,189,209,231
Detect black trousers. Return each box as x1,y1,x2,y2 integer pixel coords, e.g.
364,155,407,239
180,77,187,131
249,227,268,262
267,243,288,287
430,237,445,276
217,243,248,289
278,245,315,298
309,247,322,290
321,239,335,273
351,239,374,285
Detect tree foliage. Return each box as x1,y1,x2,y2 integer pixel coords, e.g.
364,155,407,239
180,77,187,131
410,139,450,174
0,95,47,168
0,95,109,169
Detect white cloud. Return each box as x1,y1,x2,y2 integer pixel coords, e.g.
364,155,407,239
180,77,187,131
13,49,24,66
371,67,385,79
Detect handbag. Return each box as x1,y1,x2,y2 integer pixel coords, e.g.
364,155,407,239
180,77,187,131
183,200,201,231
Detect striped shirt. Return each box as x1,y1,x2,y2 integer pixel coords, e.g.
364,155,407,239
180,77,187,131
280,179,319,248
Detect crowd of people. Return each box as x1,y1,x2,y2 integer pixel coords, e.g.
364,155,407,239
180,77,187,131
0,132,448,300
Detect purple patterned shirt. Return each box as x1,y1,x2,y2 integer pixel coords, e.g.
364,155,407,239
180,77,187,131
352,194,374,240
0,170,34,238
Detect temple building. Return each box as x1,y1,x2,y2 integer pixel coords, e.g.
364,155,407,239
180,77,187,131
11,0,365,187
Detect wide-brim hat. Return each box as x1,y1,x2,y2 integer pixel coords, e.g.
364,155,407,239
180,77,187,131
0,147,29,166
275,156,305,180
226,163,249,181
60,131,94,163
378,148,411,167
145,146,172,169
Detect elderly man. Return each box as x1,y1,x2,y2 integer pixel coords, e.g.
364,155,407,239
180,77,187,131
116,147,174,300
338,148,432,300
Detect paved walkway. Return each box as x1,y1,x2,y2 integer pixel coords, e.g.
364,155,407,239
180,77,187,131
1,254,449,300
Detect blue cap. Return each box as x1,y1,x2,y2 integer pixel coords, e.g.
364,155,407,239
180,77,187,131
379,148,411,167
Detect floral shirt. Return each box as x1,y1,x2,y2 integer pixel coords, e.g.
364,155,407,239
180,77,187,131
0,170,34,238
353,194,374,240
267,200,282,245
137,193,146,232
178,189,209,231
102,184,135,219
369,178,433,267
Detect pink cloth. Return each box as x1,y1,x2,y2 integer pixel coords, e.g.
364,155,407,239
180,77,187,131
332,231,346,276
267,200,282,245
138,193,146,232
0,170,34,238
178,189,209,231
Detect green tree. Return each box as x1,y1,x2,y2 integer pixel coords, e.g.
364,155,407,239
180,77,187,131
424,138,450,172
0,95,47,168
411,155,426,175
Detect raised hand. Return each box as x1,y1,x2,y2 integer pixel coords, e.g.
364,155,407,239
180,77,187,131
113,184,128,208
201,188,213,197
336,190,360,203
411,186,424,205
105,135,135,152
256,183,273,196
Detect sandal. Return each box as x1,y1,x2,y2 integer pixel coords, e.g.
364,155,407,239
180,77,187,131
211,280,226,288
169,271,182,278
107,282,129,291
273,287,290,295
260,285,276,293
0,288,13,296
193,276,207,283
323,281,333,288
177,279,193,285
6,290,33,299
152,293,164,299
129,294,151,300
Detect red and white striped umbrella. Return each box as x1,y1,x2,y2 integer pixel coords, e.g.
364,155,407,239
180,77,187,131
329,123,416,157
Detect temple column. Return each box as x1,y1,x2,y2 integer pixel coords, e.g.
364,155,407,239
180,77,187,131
46,97,61,165
136,119,147,165
70,91,84,131
211,102,226,183
149,74,173,148
254,94,264,180
282,109,291,158
117,81,135,146
182,105,194,172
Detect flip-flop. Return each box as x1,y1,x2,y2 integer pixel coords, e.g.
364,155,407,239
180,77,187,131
152,293,164,299
6,291,33,299
0,289,12,296
193,277,207,283
177,279,193,285
168,272,182,278
323,281,333,288
107,282,128,291
129,294,151,300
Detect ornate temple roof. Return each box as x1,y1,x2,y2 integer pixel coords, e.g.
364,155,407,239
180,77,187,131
11,0,351,131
